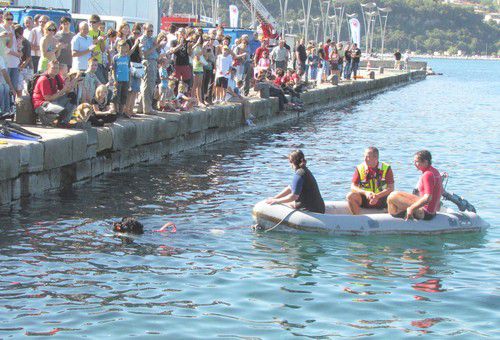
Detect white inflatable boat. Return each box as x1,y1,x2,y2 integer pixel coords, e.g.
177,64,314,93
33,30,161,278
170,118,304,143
252,200,489,235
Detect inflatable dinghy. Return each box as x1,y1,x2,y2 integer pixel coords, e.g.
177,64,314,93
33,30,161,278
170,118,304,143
252,201,489,235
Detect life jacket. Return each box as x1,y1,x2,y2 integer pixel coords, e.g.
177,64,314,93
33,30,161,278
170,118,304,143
357,162,391,194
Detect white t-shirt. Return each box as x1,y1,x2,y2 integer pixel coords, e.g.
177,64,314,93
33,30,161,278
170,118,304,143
216,53,232,79
225,76,237,101
71,33,93,71
0,25,6,60
165,32,177,50
23,28,31,41
29,26,43,57
0,56,7,86
1,25,19,68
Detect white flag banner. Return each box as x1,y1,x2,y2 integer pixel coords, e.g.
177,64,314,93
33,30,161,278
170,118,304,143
229,5,239,28
349,18,361,47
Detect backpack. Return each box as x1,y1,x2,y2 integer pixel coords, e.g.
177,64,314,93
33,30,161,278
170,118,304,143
27,73,62,97
27,73,43,97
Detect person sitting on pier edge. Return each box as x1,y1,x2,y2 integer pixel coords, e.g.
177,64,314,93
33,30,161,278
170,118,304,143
387,150,442,221
32,59,78,126
346,147,394,215
266,150,325,214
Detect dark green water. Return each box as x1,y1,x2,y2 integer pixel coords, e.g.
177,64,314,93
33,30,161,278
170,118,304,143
0,59,499,338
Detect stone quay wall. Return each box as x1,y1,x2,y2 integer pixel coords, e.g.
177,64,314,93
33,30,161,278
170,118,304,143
0,70,426,206
360,59,428,70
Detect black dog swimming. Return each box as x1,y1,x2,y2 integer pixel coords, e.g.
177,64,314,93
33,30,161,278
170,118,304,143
113,217,144,235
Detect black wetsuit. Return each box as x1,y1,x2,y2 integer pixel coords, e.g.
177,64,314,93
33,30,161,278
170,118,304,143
291,167,325,214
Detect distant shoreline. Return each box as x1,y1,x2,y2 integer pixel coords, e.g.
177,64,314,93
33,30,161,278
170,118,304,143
413,55,500,61
374,54,499,62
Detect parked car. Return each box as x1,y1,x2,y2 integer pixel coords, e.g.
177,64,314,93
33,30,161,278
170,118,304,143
3,5,72,27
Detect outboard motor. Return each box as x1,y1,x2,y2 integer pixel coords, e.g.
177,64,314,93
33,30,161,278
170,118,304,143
440,172,476,213
442,190,476,213
413,173,477,213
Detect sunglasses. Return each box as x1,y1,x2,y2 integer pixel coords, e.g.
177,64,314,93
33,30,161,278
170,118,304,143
5,17,13,21
89,21,98,24
48,27,57,32
147,30,153,33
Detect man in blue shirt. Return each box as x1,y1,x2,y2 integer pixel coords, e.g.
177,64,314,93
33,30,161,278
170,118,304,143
139,23,164,114
248,32,261,57
112,40,130,117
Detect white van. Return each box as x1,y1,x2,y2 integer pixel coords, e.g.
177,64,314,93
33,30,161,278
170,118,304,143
16,0,160,33
71,14,151,34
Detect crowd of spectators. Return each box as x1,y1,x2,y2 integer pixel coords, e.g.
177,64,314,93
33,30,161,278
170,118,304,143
0,9,365,127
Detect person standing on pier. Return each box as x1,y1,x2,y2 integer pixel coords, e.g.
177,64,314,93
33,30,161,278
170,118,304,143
346,147,394,215
351,43,362,79
271,39,288,73
71,22,94,72
394,49,402,70
139,23,163,114
266,150,325,214
387,150,443,221
295,39,307,78
343,44,352,80
254,38,269,67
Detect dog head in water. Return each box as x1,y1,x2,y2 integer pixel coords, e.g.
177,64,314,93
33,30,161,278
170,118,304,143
113,217,144,234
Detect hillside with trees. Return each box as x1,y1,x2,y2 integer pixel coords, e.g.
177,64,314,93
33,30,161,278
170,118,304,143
166,0,500,55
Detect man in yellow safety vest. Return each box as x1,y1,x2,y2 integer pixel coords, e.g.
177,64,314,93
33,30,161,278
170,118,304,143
346,147,395,215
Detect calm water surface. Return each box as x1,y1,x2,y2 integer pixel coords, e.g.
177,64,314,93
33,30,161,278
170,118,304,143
1,59,499,338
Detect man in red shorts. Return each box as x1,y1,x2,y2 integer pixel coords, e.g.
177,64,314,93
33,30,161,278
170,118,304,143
387,150,443,220
346,147,395,215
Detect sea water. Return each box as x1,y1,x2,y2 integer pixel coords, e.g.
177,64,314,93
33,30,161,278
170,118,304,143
0,59,498,338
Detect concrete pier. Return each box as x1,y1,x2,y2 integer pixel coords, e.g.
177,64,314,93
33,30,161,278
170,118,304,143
0,69,426,206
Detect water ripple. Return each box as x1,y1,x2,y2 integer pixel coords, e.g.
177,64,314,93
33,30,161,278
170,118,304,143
0,59,498,338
